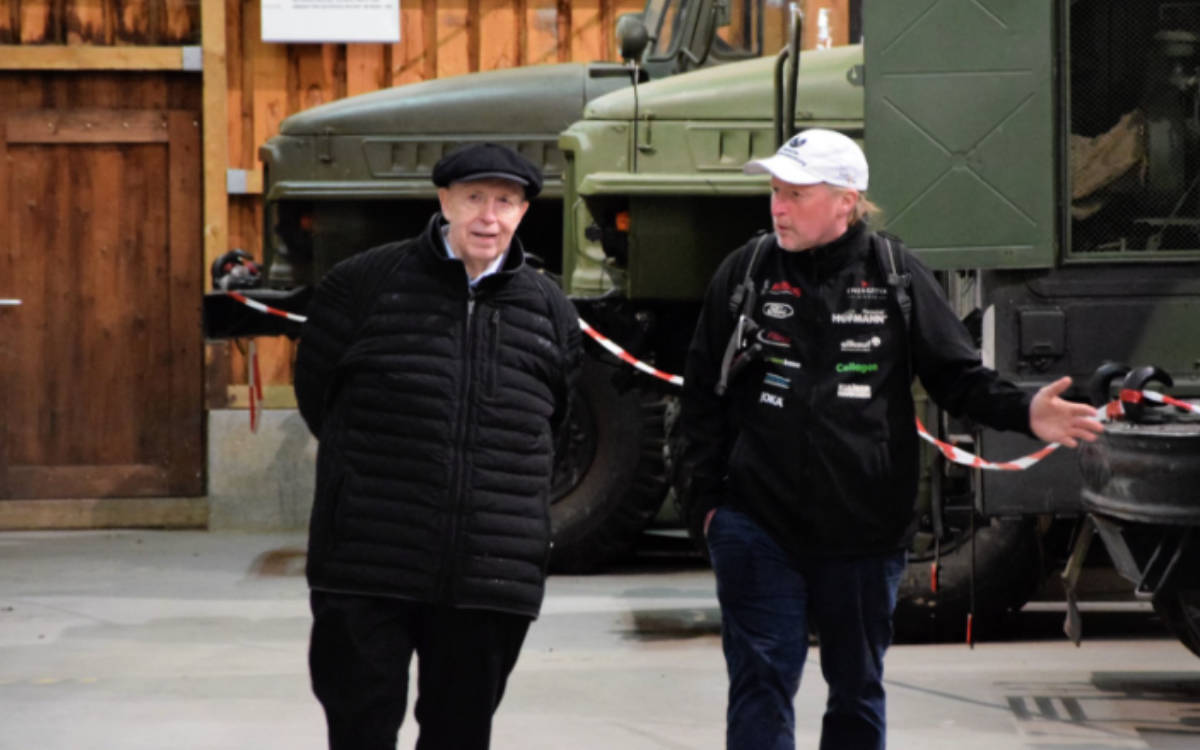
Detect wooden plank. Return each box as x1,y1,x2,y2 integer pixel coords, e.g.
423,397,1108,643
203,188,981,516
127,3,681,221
202,0,228,293
555,0,569,62
291,43,343,112
250,24,287,162
163,0,198,43
802,0,849,49
0,44,188,69
225,0,245,167
114,0,154,43
226,384,298,409
346,43,387,96
479,0,514,71
390,0,427,84
19,0,59,43
6,108,170,143
526,0,557,65
437,0,469,78
65,0,112,44
168,110,205,495
0,497,207,529
466,0,479,71
205,340,232,409
0,1,17,44
570,0,601,61
0,117,10,489
513,0,525,65
764,1,788,56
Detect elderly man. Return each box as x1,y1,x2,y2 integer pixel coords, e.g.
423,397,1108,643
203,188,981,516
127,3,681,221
678,129,1103,750
294,142,581,750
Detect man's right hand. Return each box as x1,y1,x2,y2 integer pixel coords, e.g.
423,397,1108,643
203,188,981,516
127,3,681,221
704,507,717,537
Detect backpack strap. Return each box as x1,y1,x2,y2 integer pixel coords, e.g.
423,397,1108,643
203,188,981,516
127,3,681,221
874,232,912,336
716,233,772,395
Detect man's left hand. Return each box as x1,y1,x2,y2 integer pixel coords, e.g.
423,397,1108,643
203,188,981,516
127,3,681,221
1030,376,1105,448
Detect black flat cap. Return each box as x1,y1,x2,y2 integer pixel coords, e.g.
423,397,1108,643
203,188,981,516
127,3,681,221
432,142,543,199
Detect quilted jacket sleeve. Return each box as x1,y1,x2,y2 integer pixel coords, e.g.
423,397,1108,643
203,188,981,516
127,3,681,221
294,257,364,438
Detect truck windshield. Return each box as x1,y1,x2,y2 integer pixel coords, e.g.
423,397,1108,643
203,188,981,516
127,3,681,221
644,0,762,60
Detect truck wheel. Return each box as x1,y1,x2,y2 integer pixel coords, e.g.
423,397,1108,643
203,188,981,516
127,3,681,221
548,353,669,572
1153,587,1200,658
893,517,1044,643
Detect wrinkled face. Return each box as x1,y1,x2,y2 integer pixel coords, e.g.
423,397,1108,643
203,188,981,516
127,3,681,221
769,177,857,251
437,178,530,275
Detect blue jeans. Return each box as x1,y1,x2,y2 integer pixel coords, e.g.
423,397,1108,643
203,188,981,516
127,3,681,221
706,507,906,750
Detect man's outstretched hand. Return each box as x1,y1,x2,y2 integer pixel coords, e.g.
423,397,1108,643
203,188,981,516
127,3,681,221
1030,376,1105,448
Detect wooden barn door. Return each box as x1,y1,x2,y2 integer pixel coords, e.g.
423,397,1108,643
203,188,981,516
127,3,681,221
0,101,204,515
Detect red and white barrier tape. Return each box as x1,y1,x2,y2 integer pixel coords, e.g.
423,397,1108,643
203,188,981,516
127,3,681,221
578,319,684,387
227,291,309,324
223,292,1197,469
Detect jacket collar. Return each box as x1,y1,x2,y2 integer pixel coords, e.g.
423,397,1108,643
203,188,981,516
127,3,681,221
777,220,871,277
419,212,527,284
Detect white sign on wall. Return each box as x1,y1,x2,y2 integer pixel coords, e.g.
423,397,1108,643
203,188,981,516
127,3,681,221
262,0,401,43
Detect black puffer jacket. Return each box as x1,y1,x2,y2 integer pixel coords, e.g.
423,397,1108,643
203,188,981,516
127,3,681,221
680,222,1032,558
295,214,581,617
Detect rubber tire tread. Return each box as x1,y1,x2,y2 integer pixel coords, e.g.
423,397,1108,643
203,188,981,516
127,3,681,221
549,354,669,573
893,517,1044,643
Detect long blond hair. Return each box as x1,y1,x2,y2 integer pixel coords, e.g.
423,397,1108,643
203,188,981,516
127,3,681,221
849,192,881,225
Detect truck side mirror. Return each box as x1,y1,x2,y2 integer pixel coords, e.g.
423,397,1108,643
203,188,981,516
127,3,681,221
616,13,650,64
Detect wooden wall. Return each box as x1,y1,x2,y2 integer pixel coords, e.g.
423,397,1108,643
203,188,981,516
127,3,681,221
0,0,852,407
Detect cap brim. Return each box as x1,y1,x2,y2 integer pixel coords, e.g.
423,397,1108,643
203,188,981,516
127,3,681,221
451,171,530,186
742,155,825,185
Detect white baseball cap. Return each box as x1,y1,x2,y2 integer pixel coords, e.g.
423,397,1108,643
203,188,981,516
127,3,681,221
743,128,868,191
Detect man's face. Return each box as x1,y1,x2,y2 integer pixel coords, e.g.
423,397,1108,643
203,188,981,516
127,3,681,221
769,177,857,251
437,178,530,272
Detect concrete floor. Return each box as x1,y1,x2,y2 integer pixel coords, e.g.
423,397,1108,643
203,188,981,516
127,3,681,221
1,530,1199,750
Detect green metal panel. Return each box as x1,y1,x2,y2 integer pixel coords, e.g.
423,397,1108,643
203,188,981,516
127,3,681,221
864,1,1056,270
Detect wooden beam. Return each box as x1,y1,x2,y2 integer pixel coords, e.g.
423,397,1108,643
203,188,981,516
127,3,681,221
0,44,193,70
202,0,228,293
0,497,208,530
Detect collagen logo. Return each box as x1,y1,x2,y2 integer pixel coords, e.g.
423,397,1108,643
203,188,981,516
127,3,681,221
759,392,785,408
831,309,887,325
769,280,804,297
762,302,794,320
837,383,871,400
836,362,880,374
840,336,882,353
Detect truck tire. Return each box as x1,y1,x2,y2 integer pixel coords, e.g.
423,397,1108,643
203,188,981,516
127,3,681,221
893,517,1044,643
1153,587,1200,658
548,353,669,572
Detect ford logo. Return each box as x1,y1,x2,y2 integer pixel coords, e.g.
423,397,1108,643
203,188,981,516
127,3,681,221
762,302,794,319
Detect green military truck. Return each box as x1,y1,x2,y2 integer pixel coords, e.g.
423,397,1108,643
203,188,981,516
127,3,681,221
559,0,1200,647
205,0,776,572
207,0,1200,646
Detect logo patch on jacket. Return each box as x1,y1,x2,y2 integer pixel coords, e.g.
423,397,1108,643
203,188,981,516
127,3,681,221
836,362,880,374
846,281,887,300
762,302,794,320
759,391,785,408
758,330,793,348
768,280,804,297
840,335,882,352
763,372,791,390
837,383,871,400
831,309,887,325
766,356,802,370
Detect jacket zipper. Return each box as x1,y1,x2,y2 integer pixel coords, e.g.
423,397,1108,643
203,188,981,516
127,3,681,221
439,285,477,603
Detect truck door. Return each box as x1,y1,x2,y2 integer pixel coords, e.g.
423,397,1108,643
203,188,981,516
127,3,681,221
864,2,1057,269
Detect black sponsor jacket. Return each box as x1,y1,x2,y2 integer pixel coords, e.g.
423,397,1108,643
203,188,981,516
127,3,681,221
294,214,581,617
679,221,1031,557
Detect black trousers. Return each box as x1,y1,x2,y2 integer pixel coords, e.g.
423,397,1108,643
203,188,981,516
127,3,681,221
309,590,531,750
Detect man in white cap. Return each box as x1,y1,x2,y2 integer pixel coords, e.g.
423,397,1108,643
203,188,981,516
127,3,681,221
677,129,1102,750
